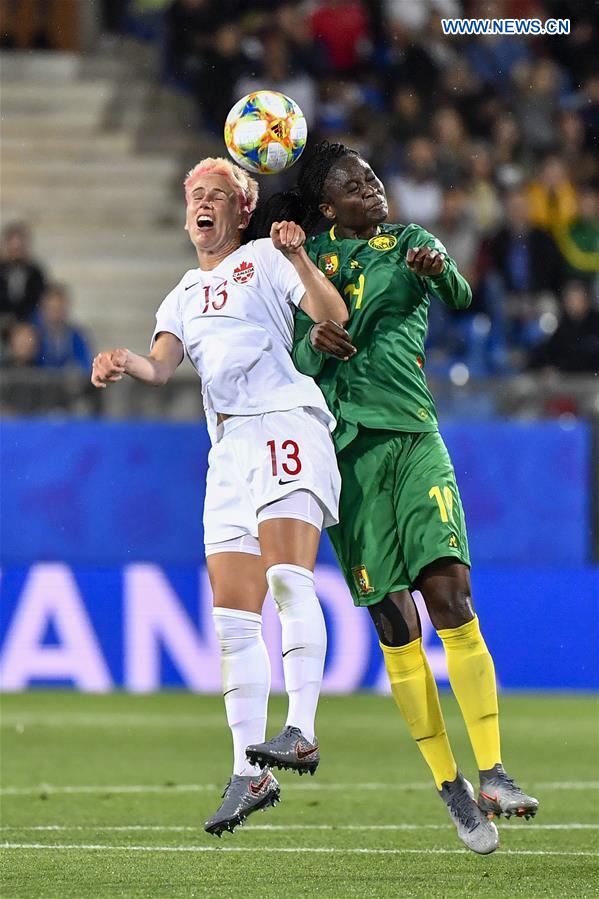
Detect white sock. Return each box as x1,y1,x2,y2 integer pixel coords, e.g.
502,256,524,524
212,607,270,776
266,564,326,744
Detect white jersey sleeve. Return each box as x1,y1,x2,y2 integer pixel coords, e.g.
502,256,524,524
253,238,306,309
151,281,184,348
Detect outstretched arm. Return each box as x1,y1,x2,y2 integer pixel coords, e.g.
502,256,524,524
271,221,349,325
91,331,184,389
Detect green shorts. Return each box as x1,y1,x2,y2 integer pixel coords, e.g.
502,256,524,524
327,429,470,606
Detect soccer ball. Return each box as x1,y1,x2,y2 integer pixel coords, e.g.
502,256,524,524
224,91,307,175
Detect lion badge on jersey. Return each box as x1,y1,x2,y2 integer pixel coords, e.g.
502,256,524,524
318,253,339,277
352,564,374,595
368,234,397,251
233,261,255,284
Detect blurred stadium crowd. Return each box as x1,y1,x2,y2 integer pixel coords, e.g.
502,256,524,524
1,0,597,416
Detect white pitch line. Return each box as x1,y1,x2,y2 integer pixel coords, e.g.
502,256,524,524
1,843,597,858
0,714,225,729
1,781,597,796
1,823,598,832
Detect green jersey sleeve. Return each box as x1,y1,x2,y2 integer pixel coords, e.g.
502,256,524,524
404,225,472,311
292,307,327,377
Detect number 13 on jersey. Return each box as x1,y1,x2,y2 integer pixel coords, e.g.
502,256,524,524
267,439,302,477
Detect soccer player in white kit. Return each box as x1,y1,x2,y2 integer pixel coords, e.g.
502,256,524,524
91,158,348,836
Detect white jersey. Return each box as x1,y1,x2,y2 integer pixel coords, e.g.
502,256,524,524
152,238,334,443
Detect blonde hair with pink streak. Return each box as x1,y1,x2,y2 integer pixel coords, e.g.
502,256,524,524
184,157,259,214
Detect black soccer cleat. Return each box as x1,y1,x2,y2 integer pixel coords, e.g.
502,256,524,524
246,725,320,775
478,763,539,820
204,768,280,837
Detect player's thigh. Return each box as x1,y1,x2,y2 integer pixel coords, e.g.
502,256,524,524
203,433,259,545
207,548,268,613
258,517,321,571
257,487,325,571
393,431,470,586
239,407,341,533
329,431,409,606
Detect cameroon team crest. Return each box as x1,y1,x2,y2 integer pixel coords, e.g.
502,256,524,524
352,564,374,595
368,234,397,251
318,253,339,277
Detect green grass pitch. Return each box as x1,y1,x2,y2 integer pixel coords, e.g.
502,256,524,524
1,692,597,898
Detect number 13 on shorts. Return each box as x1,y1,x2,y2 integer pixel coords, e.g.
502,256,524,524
267,439,302,478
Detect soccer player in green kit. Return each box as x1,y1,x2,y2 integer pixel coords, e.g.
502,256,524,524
246,142,538,855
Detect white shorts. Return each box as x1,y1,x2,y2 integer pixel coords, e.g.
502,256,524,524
203,406,341,548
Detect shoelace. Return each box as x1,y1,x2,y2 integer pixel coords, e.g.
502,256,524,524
448,788,481,833
492,770,525,796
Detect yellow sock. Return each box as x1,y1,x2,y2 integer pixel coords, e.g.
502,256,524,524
381,638,457,789
437,616,501,771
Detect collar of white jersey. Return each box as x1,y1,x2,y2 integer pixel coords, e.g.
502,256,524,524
329,224,382,241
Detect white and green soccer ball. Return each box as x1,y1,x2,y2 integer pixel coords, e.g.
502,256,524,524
224,90,307,175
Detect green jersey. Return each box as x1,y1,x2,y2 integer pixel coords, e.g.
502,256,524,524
293,222,472,451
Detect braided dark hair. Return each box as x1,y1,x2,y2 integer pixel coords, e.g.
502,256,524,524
297,140,359,232
244,140,359,241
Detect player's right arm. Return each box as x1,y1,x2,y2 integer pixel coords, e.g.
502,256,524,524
292,309,355,377
91,332,184,389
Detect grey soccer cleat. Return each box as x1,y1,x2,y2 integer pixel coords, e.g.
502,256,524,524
478,763,539,820
246,725,320,775
204,768,280,837
439,771,500,855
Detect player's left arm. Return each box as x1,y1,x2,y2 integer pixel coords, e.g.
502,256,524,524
406,229,472,310
271,221,349,325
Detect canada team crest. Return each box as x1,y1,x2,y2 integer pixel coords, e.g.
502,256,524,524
233,261,255,284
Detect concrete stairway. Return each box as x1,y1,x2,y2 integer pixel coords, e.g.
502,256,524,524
1,50,199,361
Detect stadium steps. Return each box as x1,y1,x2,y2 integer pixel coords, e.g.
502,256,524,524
0,50,196,367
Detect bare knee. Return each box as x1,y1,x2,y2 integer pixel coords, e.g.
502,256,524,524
207,552,267,614
417,559,474,630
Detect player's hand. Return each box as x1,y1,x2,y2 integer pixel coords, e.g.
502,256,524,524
271,220,305,256
91,348,129,388
310,321,356,361
406,246,446,277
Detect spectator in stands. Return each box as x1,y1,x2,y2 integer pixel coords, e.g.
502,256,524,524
308,0,373,74
235,28,317,126
389,136,442,228
527,154,578,235
439,59,491,139
35,284,93,372
490,113,525,188
486,188,564,297
516,59,562,155
165,0,240,127
388,86,428,146
0,222,46,339
432,106,472,186
383,0,460,33
1,321,39,369
528,281,599,375
557,110,593,180
465,0,530,97
469,143,502,236
555,185,599,286
482,187,565,361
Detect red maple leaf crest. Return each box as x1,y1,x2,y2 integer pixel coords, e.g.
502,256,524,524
233,261,255,284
